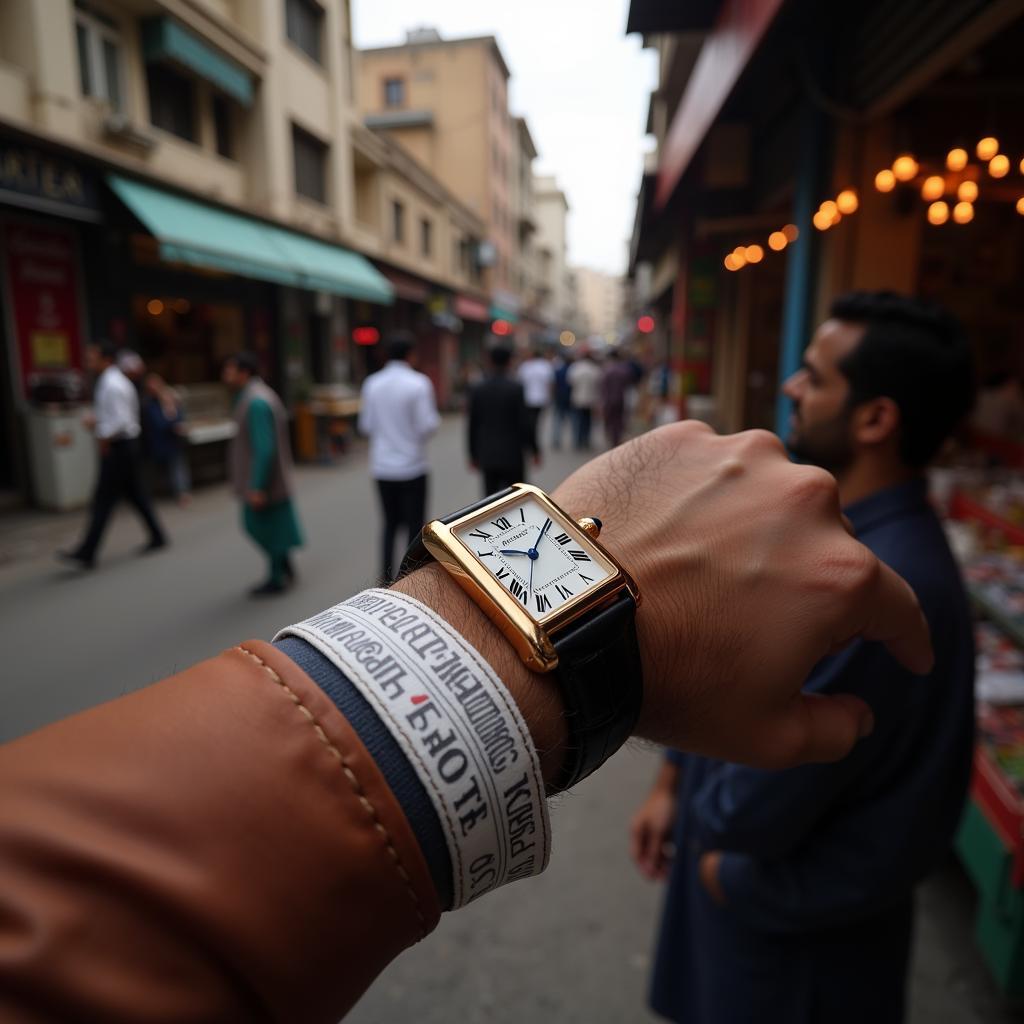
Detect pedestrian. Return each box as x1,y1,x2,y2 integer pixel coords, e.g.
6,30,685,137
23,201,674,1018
0,420,935,1024
469,346,539,495
358,331,441,582
222,352,303,596
551,352,573,449
630,292,976,1024
58,341,167,569
142,372,192,506
600,348,634,448
516,347,554,454
567,346,602,450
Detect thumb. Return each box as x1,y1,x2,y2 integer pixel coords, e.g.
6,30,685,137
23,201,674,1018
758,693,874,769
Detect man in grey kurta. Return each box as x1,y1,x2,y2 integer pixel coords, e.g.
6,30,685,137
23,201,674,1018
222,352,303,596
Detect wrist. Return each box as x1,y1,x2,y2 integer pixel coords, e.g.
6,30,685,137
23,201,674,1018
392,564,568,788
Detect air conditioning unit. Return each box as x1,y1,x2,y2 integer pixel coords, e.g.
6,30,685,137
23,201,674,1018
103,113,156,152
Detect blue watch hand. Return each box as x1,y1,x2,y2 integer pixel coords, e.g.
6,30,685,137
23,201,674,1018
501,548,530,555
529,553,535,595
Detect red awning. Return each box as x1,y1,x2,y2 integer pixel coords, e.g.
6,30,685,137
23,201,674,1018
454,295,490,322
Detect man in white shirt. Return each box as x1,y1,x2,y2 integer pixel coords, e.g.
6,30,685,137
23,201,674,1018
516,349,555,455
59,342,167,569
358,333,441,582
567,348,603,450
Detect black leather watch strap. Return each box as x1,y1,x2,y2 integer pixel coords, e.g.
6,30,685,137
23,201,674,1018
551,590,642,792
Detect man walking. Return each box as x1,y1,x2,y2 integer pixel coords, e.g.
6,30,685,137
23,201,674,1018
630,292,975,1024
468,345,538,496
222,352,303,596
551,352,574,450
58,342,167,569
567,347,602,450
517,348,554,455
601,348,634,448
359,332,440,582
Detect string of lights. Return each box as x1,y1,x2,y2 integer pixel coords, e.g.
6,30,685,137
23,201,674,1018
723,136,1024,272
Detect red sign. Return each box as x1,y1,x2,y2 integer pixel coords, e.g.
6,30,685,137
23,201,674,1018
4,221,83,396
353,326,380,346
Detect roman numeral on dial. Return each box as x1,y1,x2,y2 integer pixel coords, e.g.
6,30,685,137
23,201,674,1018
535,593,552,613
579,573,594,585
495,567,510,581
469,529,492,540
568,549,591,562
554,532,571,546
491,516,513,531
555,584,574,600
508,578,527,604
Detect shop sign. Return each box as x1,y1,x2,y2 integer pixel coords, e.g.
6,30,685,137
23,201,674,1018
3,221,84,397
0,143,99,221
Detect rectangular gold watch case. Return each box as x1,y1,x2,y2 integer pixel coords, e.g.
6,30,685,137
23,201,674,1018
421,482,641,672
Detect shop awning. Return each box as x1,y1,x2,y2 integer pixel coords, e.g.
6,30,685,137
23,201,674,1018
142,17,254,107
108,175,394,305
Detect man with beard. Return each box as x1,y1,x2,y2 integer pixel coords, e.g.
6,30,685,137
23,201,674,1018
630,292,976,1024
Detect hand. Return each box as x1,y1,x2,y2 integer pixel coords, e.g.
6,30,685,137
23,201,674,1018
551,421,932,769
246,490,268,510
81,412,96,430
698,851,726,905
630,772,679,881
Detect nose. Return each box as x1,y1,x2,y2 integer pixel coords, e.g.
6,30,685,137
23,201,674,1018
782,368,807,400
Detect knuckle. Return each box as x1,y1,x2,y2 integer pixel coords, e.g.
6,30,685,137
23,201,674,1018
786,465,839,506
736,428,786,458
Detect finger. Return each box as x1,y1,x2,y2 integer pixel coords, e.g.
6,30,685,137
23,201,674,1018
840,513,855,537
629,820,650,868
762,693,874,768
851,562,934,675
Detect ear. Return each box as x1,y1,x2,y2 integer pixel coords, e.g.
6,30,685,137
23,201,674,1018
851,397,900,447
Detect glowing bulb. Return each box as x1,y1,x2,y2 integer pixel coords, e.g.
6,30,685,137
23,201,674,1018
782,223,799,242
812,210,832,231
744,245,764,264
921,176,945,201
1017,198,1024,216
953,201,974,224
957,180,978,203
559,330,576,346
990,154,1010,178
977,137,999,161
836,189,859,214
732,251,747,269
1020,157,1024,176
146,299,164,316
724,253,740,271
819,200,838,218
927,201,949,225
946,148,968,172
892,155,918,182
875,169,896,193
830,210,842,226
768,231,787,251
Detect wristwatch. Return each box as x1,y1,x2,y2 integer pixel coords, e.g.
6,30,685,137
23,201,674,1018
400,483,643,792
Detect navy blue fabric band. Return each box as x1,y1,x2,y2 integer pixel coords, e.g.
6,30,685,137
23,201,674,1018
273,636,453,910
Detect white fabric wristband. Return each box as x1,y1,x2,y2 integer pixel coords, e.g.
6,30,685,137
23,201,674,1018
276,588,551,908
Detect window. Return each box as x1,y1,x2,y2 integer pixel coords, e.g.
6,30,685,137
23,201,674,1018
420,218,432,258
391,200,405,243
383,78,405,108
147,63,197,142
212,95,233,159
285,0,323,64
292,124,328,203
75,8,124,111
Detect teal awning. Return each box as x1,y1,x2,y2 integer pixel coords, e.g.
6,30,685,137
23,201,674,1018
142,17,254,107
108,175,394,305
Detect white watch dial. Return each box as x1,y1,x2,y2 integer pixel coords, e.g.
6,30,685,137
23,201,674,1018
454,496,611,620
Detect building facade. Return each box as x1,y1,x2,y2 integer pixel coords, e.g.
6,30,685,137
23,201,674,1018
533,173,574,332
574,266,625,341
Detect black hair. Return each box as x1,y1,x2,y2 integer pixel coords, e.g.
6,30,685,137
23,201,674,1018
225,351,260,376
831,291,974,467
386,331,416,362
489,346,512,369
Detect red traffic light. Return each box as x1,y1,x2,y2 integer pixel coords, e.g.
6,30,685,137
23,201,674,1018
492,319,512,336
637,315,655,334
352,326,380,345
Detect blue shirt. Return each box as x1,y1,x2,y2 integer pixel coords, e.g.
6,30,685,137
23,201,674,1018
650,478,975,1024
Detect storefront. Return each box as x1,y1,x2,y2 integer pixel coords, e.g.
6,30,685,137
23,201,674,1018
0,136,104,508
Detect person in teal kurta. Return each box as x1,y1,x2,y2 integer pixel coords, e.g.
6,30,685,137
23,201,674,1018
222,353,303,596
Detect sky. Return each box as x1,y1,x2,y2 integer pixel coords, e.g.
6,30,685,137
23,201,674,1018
352,0,657,276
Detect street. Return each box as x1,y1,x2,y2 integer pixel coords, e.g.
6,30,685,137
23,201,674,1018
0,415,1015,1022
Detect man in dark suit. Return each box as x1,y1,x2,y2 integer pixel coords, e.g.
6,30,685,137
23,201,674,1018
468,346,539,496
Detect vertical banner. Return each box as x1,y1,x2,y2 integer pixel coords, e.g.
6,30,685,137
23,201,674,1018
4,221,83,397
